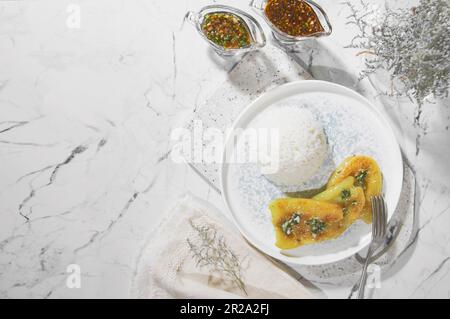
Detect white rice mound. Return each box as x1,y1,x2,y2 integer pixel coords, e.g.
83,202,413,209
251,106,328,186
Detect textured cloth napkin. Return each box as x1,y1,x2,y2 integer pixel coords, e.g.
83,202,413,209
130,194,314,299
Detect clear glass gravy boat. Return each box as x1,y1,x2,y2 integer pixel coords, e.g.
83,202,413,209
185,5,266,56
250,0,332,45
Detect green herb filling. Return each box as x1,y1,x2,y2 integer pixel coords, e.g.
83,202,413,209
281,213,301,236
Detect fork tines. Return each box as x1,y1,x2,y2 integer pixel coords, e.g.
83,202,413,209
371,195,387,239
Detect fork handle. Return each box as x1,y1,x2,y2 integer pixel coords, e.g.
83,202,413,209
357,245,375,299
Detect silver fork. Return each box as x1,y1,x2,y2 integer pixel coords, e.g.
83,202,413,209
357,195,388,299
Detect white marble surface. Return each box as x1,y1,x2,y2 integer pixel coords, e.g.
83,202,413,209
0,0,449,299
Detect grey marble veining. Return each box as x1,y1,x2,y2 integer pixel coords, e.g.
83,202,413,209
0,0,449,298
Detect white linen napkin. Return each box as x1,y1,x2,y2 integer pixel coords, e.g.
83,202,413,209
130,194,314,299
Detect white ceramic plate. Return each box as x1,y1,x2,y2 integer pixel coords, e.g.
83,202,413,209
220,80,403,265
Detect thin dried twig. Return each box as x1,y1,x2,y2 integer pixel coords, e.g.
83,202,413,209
187,220,248,295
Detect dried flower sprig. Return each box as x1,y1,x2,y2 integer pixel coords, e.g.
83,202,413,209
343,0,450,110
187,220,248,295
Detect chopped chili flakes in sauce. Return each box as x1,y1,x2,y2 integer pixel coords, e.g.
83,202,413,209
264,0,324,37
201,12,251,49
